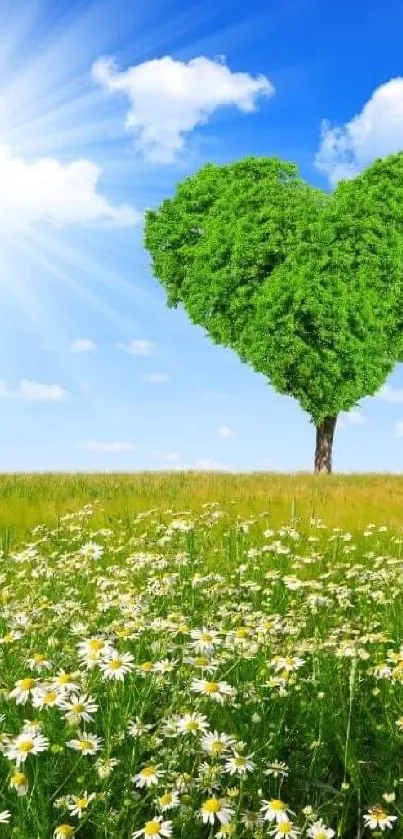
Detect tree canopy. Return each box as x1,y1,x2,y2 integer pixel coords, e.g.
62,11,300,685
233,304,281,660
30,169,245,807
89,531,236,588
144,152,403,470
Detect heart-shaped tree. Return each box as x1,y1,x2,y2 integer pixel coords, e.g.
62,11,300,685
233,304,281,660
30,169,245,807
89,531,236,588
144,153,403,473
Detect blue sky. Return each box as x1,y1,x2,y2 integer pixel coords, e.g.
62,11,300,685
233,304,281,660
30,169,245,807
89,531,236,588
1,0,403,472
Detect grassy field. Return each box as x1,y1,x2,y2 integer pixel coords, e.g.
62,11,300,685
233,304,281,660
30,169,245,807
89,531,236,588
0,473,403,838
1,472,403,547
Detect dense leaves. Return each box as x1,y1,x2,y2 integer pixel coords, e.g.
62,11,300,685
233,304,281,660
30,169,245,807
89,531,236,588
144,153,403,426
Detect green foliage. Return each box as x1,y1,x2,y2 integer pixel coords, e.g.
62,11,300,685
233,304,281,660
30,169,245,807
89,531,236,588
144,153,403,426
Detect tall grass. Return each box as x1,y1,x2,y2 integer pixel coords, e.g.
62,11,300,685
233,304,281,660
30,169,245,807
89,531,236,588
1,472,403,548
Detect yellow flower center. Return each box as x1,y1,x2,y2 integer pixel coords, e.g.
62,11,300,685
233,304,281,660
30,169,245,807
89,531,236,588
159,794,173,806
144,821,161,837
278,822,292,834
11,772,27,785
185,721,200,731
204,681,219,693
33,654,45,662
211,742,225,754
88,639,105,651
19,678,35,690
58,674,73,684
108,659,123,669
201,633,213,642
44,691,57,704
79,740,93,751
72,703,85,713
76,797,89,809
235,628,248,638
56,827,74,838
195,656,210,666
18,740,34,753
203,798,221,813
141,766,156,777
235,756,246,767
271,800,286,811
140,661,153,671
372,807,387,820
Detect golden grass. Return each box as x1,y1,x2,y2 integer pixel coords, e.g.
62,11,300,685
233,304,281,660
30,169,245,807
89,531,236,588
1,471,403,546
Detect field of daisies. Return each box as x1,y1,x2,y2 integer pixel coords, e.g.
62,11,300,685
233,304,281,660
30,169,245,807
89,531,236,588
1,496,403,839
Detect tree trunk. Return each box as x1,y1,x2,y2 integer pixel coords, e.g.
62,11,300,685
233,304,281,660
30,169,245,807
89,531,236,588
314,415,337,474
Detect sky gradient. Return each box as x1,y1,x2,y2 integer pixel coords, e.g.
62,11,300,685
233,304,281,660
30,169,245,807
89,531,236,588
1,0,403,472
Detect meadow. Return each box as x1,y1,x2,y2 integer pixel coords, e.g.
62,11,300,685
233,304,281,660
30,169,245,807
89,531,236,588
0,473,403,838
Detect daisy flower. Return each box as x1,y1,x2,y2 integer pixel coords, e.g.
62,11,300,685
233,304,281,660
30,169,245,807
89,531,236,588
201,731,235,756
98,651,134,681
153,659,176,674
66,731,103,756
177,712,209,735
26,653,52,672
0,630,23,644
191,679,236,703
241,810,265,829
200,797,235,826
53,825,75,838
224,752,255,776
9,770,29,795
67,791,96,818
50,671,81,693
270,819,300,839
261,799,293,824
78,541,104,560
132,817,172,838
9,676,37,704
32,686,62,709
183,655,219,672
157,791,180,812
95,756,120,779
60,693,98,725
363,806,397,831
77,637,114,666
0,811,11,824
265,761,289,778
190,628,221,654
307,820,335,839
5,731,49,767
133,764,164,789
271,656,306,674
127,718,155,738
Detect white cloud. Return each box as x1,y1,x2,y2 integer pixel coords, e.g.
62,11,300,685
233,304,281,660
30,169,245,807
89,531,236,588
0,379,67,402
338,409,367,428
375,384,403,403
76,440,134,452
69,338,97,354
142,373,170,383
315,78,403,186
92,55,273,163
0,144,139,227
217,424,236,440
117,340,154,356
394,421,403,438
